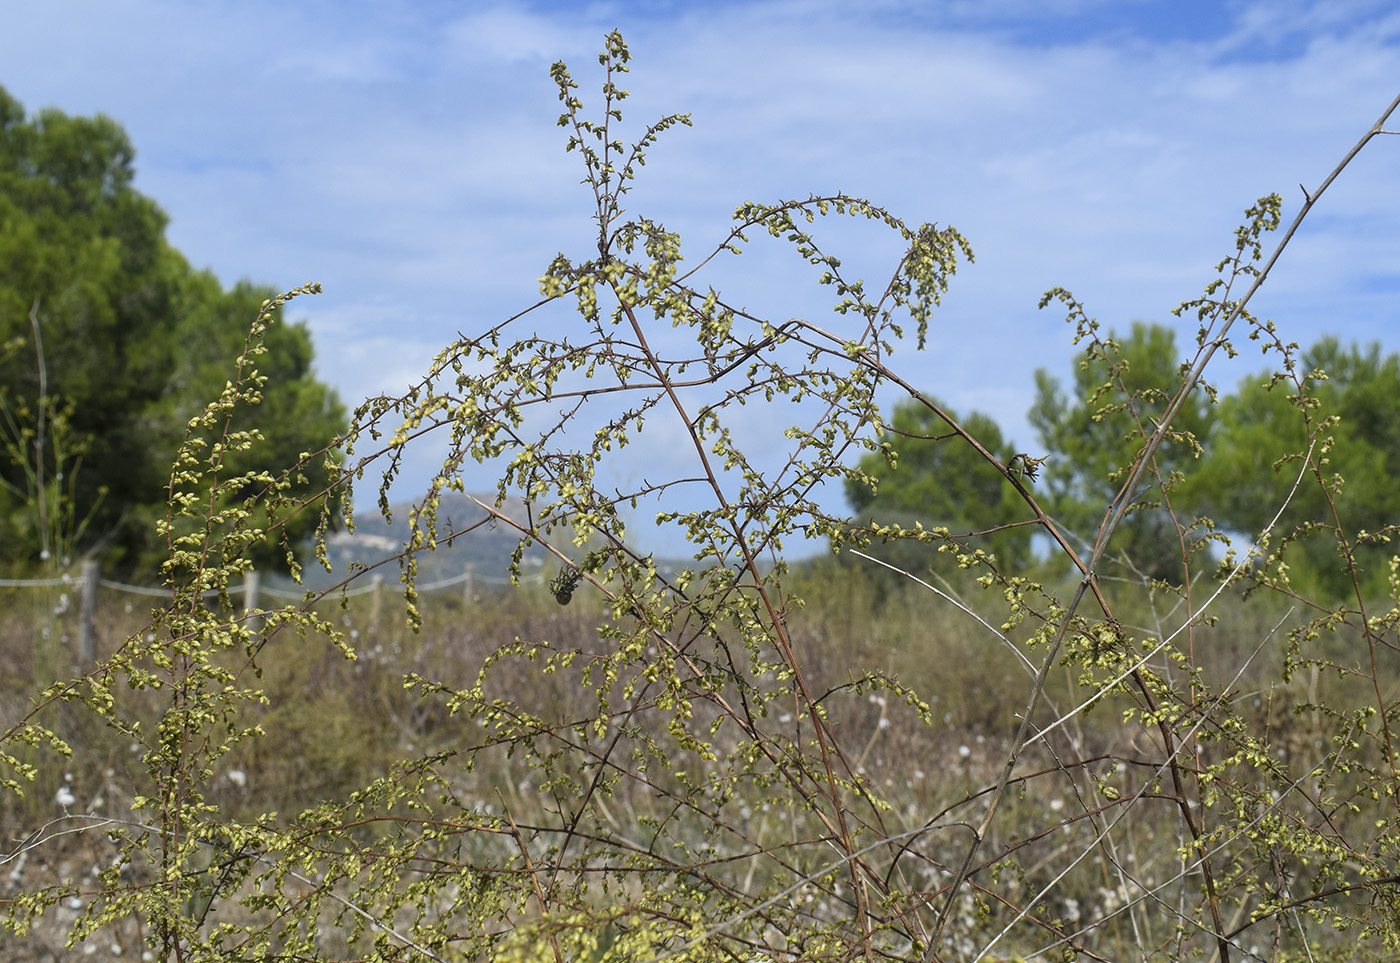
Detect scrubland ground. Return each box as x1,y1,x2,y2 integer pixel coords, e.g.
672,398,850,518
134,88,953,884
0,557,1385,962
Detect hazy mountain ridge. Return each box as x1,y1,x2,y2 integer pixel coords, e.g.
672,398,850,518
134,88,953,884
275,492,549,591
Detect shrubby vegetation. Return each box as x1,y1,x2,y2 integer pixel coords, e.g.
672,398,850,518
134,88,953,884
1,32,1399,963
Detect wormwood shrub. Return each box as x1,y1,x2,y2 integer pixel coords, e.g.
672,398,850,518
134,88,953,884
1,32,1399,963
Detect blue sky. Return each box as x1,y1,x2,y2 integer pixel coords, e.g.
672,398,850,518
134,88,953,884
2,0,1398,555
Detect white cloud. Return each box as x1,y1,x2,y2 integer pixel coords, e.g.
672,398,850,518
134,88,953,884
0,0,1396,556
443,7,588,64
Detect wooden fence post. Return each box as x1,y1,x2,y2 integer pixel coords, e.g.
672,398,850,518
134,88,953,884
78,558,100,668
370,574,383,630
242,570,261,633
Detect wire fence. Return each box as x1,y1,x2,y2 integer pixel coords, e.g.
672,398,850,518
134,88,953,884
99,568,539,601
2,560,546,668
0,569,541,597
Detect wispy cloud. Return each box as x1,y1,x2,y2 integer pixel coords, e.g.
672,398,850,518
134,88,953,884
1,0,1396,554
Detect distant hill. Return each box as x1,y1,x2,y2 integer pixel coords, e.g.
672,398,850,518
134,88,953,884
273,492,550,592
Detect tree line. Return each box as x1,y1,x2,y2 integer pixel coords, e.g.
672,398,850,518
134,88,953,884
849,320,1400,596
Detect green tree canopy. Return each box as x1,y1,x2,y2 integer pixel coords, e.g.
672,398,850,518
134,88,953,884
1028,320,1214,582
1196,337,1400,597
0,86,345,574
847,396,1030,573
